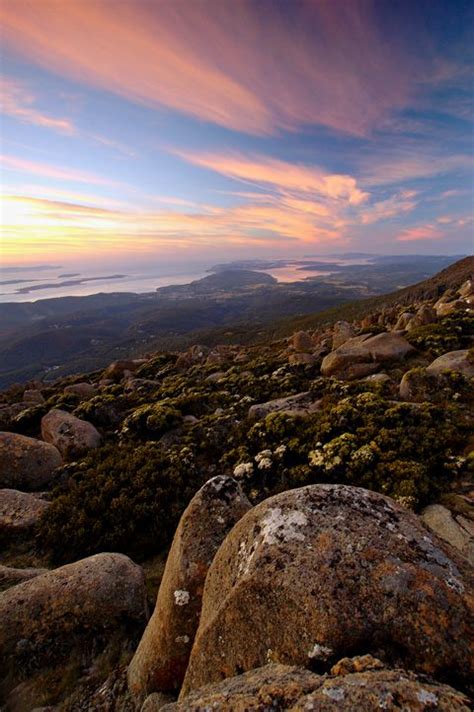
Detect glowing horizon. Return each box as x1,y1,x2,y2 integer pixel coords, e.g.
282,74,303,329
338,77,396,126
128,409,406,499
1,0,472,268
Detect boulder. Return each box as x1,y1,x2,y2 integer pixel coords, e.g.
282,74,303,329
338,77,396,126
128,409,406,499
0,553,147,686
102,359,141,381
0,564,48,592
291,331,313,353
436,300,466,317
0,489,49,539
23,389,45,404
426,350,474,378
166,663,471,711
399,368,441,402
458,279,474,299
128,476,252,699
248,393,321,420
412,304,437,327
332,321,355,350
141,692,175,711
63,382,96,399
41,409,101,459
421,504,474,565
288,352,316,366
321,333,414,379
393,312,415,331
0,403,29,430
0,431,62,490
181,484,473,696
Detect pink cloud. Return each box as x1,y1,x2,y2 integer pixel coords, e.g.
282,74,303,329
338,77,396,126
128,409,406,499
0,154,116,186
397,224,444,242
1,0,437,136
0,77,75,134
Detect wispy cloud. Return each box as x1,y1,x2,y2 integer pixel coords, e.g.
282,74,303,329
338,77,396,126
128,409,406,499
0,0,453,136
0,154,117,186
0,77,75,134
174,150,369,205
397,224,444,242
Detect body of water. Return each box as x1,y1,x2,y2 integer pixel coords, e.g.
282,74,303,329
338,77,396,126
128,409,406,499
0,257,370,303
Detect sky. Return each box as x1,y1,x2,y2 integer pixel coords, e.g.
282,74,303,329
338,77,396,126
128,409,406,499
0,0,473,270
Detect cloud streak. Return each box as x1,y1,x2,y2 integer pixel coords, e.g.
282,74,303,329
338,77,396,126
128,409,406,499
1,0,446,136
0,77,75,134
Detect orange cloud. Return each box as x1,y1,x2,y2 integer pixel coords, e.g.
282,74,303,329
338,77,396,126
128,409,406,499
1,154,117,186
175,150,369,205
397,224,444,242
1,0,434,136
0,77,75,134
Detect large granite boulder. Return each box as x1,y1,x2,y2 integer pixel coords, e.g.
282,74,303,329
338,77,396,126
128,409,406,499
0,432,62,490
426,350,474,378
0,489,49,540
0,553,147,688
291,331,313,353
165,662,470,711
41,409,101,459
128,476,252,699
63,382,96,399
181,484,473,696
321,333,414,379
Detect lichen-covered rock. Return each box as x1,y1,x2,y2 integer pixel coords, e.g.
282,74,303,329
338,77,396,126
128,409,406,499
426,350,474,377
436,300,466,317
164,662,471,711
321,333,414,378
181,484,473,696
41,409,101,459
0,564,48,592
128,476,252,699
332,321,355,350
421,504,474,565
0,488,49,540
248,393,320,420
0,553,147,688
0,431,62,490
288,352,316,366
458,279,474,299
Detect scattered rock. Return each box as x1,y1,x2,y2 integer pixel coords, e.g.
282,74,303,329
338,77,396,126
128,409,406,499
458,279,474,299
41,409,101,459
291,331,313,353
0,488,49,540
0,553,147,687
426,350,474,378
394,312,415,331
165,662,471,711
332,321,355,350
288,352,316,366
63,382,96,399
363,373,391,384
128,476,252,699
436,300,466,317
181,484,473,695
103,359,141,381
23,389,45,404
248,392,321,420
141,692,175,711
399,368,440,402
0,432,62,490
421,504,474,565
321,333,414,379
0,564,48,592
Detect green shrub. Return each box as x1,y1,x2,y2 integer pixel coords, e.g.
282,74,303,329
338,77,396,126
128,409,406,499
37,441,206,563
406,312,474,356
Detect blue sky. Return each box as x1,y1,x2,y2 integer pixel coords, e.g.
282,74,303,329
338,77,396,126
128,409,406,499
1,0,472,268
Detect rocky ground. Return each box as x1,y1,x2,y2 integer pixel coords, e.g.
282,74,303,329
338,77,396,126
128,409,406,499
0,258,473,710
